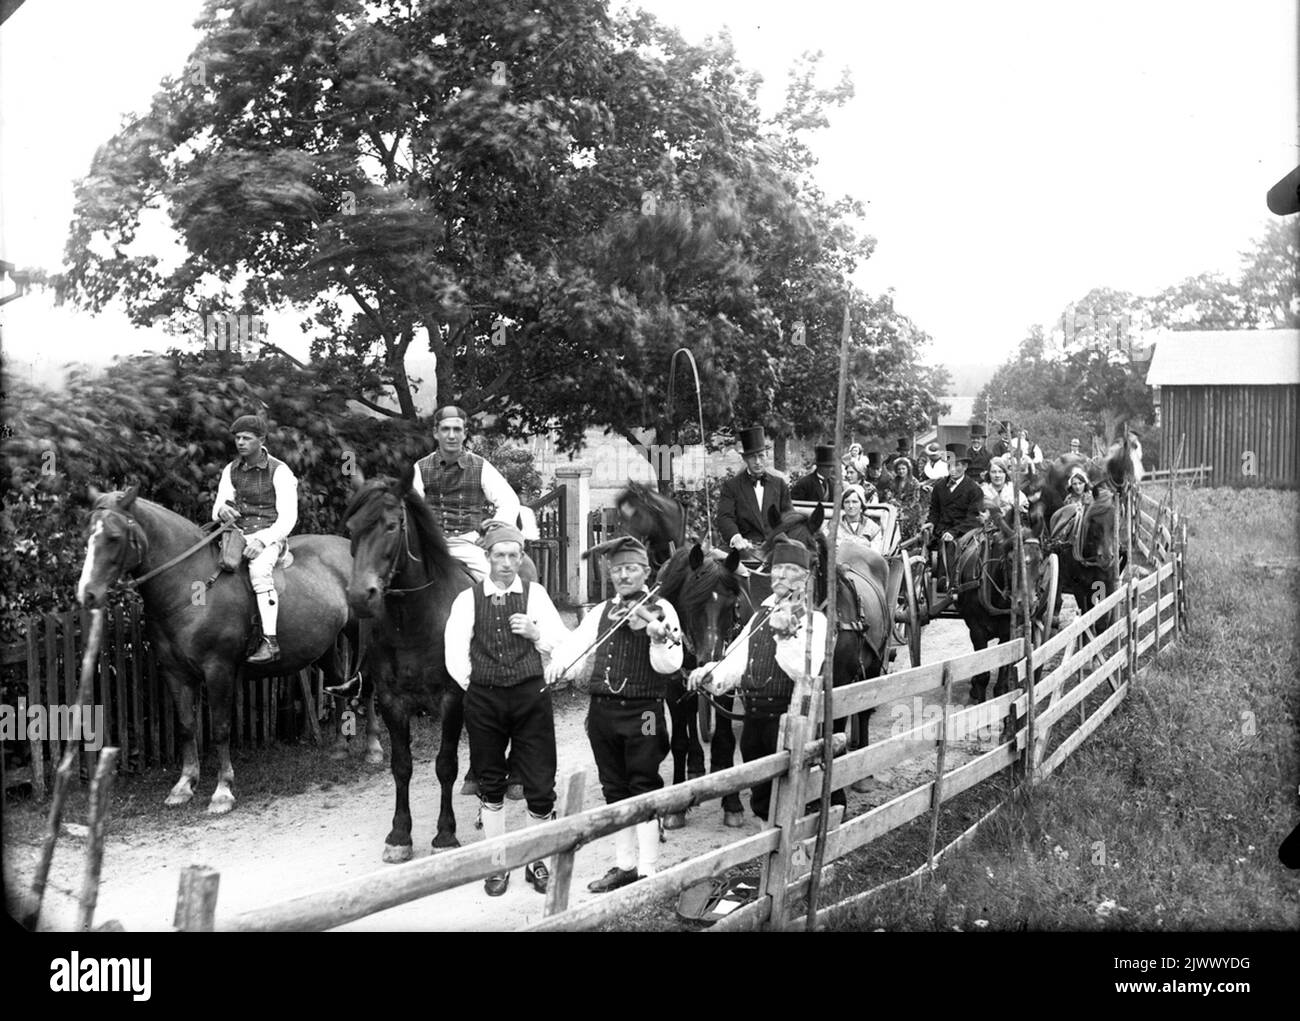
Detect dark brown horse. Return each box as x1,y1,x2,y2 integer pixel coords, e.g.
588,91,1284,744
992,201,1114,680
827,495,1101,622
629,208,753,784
952,514,1045,703
76,488,364,813
343,468,537,862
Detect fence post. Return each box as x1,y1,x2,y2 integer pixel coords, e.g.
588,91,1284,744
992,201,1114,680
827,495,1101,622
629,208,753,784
926,663,953,869
758,695,814,931
77,747,120,931
543,770,587,917
173,865,220,931
555,465,591,606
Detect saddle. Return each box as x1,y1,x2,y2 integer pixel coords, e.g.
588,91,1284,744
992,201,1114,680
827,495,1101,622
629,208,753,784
217,529,295,573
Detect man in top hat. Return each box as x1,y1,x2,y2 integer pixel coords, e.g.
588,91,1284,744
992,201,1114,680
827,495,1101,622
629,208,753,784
923,443,985,591
445,522,570,896
716,426,792,557
992,421,1013,459
791,444,837,503
686,540,826,821
412,405,521,579
967,424,992,483
920,441,950,482
545,536,683,892
864,450,890,499
883,437,912,472
212,414,299,664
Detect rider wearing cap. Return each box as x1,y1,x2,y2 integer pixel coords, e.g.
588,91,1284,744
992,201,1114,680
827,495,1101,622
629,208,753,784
212,414,299,664
413,405,521,580
686,541,827,822
545,536,683,893
445,522,570,897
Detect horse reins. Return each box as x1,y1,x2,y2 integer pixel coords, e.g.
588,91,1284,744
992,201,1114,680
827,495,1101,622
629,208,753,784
378,502,439,597
94,507,234,591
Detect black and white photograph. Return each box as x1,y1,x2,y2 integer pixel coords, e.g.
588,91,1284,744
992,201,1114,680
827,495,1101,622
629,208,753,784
1,0,1296,972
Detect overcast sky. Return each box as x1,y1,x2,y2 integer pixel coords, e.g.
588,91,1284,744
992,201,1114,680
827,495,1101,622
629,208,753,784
1,0,1295,384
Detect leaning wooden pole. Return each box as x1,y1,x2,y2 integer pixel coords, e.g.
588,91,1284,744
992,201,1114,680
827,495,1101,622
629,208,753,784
806,297,853,931
23,607,104,930
1011,464,1036,787
76,746,120,931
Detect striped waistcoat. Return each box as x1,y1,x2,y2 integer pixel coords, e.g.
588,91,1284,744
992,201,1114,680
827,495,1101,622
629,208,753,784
416,451,487,535
230,454,287,533
741,623,796,704
589,602,666,700
468,584,543,687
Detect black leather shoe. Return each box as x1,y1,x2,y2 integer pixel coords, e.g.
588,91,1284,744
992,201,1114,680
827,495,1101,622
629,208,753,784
525,861,550,894
484,872,510,897
247,637,281,665
587,867,640,894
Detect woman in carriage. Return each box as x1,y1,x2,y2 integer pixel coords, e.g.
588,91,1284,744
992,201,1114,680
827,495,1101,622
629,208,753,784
980,457,1028,520
887,456,924,542
837,483,884,552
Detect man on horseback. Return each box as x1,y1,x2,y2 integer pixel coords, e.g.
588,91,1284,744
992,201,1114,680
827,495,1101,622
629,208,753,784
717,426,792,560
212,414,298,664
445,523,569,897
412,405,521,580
923,443,984,592
544,536,683,893
686,541,826,822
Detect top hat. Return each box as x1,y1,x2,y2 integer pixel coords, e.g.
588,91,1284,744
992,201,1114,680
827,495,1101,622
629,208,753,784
738,427,769,456
814,444,835,468
866,451,881,469
969,423,987,438
946,442,971,464
998,420,1011,433
896,437,910,452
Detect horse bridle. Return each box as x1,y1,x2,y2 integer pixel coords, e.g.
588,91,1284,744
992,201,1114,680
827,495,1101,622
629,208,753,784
93,507,151,582
371,501,434,598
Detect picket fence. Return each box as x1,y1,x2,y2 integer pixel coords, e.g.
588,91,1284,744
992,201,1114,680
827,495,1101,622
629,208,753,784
160,487,1188,932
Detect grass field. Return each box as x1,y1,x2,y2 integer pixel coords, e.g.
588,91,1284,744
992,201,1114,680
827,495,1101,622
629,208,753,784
827,487,1300,931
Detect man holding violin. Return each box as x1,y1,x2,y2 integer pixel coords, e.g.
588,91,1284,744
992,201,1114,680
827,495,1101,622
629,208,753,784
545,536,683,893
686,541,827,822
445,523,569,897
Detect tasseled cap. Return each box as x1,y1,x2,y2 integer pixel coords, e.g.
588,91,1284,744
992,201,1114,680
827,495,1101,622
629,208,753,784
478,522,527,550
584,535,650,567
770,539,811,569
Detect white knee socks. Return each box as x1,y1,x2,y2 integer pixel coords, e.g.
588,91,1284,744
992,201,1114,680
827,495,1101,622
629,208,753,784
255,589,278,637
481,801,506,842
636,820,660,877
614,825,638,872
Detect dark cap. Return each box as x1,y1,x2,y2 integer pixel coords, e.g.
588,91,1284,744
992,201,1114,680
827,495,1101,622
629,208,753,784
770,540,811,569
435,405,469,425
230,414,267,437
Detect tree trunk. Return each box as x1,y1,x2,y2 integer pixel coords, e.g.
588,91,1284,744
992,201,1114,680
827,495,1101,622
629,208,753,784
773,433,787,472
433,323,455,411
389,329,417,418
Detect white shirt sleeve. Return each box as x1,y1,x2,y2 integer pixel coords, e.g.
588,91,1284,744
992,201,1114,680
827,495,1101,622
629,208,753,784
548,602,604,679
526,583,571,655
708,617,756,694
649,600,684,674
479,459,521,527
444,588,476,690
212,464,235,521
411,462,425,499
247,461,299,545
774,610,827,681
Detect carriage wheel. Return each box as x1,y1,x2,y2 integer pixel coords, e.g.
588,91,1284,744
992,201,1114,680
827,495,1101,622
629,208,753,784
697,690,715,744
910,554,931,625
1033,553,1060,647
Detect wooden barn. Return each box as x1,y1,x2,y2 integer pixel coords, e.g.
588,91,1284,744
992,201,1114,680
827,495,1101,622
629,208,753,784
1145,328,1300,487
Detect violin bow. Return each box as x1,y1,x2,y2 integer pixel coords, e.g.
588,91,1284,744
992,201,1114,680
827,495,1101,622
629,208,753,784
684,591,803,695
552,583,665,683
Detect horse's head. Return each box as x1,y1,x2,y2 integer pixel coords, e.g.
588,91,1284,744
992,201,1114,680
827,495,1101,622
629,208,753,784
615,479,685,560
343,466,451,616
77,486,147,608
673,544,750,663
1104,433,1144,491
1078,492,1118,568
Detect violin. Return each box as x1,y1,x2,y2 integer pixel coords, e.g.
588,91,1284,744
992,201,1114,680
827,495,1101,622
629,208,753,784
610,593,681,645
766,591,807,639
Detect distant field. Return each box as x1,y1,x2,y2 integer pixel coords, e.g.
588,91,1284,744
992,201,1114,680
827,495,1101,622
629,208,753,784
828,487,1300,931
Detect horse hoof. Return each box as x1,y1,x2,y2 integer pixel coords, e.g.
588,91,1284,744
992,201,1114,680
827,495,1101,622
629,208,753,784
723,811,746,828
459,779,479,797
383,843,413,864
662,811,687,830
365,748,385,766
164,791,193,807
329,746,349,762
431,832,460,850
207,794,235,815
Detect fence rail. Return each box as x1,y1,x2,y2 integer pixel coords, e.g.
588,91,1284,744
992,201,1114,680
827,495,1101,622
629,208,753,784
162,482,1187,933
1143,464,1211,484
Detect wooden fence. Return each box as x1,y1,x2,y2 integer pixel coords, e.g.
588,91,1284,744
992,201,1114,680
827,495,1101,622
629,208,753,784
165,486,1189,932
1143,464,1211,485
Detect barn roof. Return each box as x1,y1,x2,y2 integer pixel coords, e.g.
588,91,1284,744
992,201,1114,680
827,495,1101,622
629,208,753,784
1145,329,1300,386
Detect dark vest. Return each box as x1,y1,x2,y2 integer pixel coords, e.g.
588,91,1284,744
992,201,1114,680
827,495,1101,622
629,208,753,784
589,600,666,700
230,453,287,533
468,584,543,686
416,451,487,535
742,621,796,705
